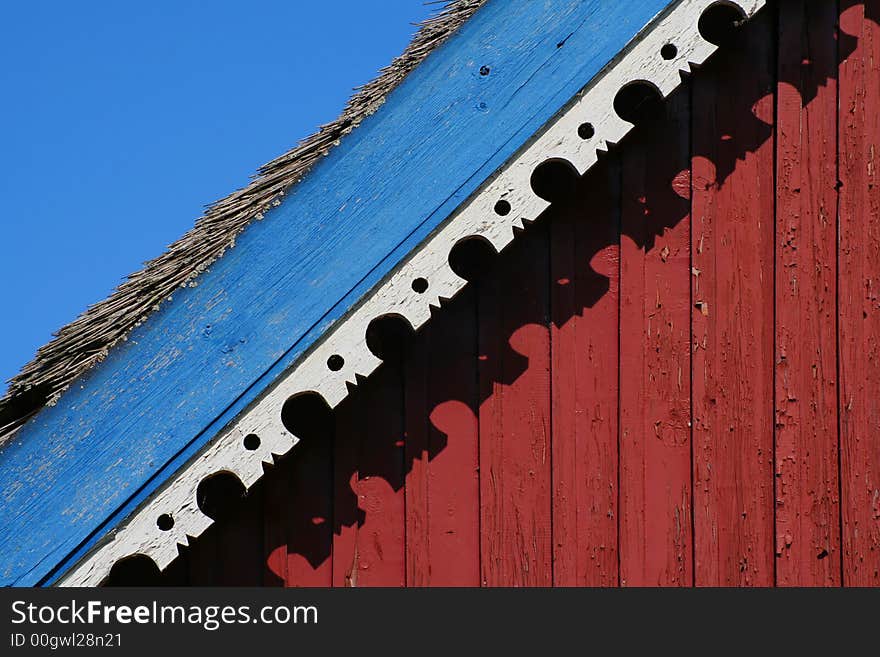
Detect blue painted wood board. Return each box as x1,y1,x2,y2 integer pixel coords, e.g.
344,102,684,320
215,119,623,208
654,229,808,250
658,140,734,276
0,0,673,586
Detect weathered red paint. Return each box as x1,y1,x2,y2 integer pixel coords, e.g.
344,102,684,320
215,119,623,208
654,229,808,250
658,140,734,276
550,157,620,586
839,0,880,586
775,0,841,586
478,222,553,587
265,433,333,586
619,88,693,587
129,2,880,588
340,363,407,586
403,318,431,587
691,10,776,586
406,288,481,586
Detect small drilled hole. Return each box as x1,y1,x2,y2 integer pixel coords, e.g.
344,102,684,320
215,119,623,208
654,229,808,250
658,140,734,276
411,277,429,294
494,199,511,216
243,434,260,450
479,65,490,76
327,354,345,371
577,122,595,140
157,514,174,531
661,43,678,60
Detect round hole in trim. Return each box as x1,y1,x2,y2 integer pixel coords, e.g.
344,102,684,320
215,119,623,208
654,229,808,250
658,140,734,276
698,2,746,46
366,315,416,362
577,122,595,140
661,43,678,60
326,354,345,371
530,159,580,204
243,433,261,451
613,80,664,126
282,392,334,441
102,554,163,587
448,236,497,282
411,277,429,294
156,514,174,531
196,471,247,521
494,199,511,216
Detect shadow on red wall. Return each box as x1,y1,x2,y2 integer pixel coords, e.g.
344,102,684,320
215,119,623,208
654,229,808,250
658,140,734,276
104,0,877,586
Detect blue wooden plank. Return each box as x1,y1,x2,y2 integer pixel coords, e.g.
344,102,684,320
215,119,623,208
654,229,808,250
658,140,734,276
0,0,673,586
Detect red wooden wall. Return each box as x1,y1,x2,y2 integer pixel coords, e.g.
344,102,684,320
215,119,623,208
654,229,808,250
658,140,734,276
108,0,880,587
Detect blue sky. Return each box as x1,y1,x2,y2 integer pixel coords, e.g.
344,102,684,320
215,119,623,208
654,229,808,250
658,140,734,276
0,0,433,391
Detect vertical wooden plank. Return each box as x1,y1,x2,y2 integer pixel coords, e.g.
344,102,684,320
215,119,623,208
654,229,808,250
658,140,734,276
176,479,264,586
775,0,841,586
186,523,221,585
619,89,693,587
691,12,776,586
425,289,481,585
838,0,880,586
405,290,480,587
263,435,334,587
550,157,621,586
331,363,406,587
215,485,265,586
263,466,289,586
479,222,552,587
333,362,406,586
404,328,431,587
332,395,361,587
357,362,406,586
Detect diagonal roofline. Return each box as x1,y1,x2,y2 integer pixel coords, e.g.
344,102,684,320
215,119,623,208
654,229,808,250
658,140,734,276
57,0,767,586
0,0,486,445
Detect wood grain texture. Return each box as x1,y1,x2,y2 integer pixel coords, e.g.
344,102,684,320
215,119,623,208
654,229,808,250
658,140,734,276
404,327,431,587
347,364,407,586
479,222,552,587
0,0,676,587
334,363,406,586
332,397,361,587
838,0,880,586
775,0,841,586
404,288,481,586
691,11,776,586
422,290,481,586
619,89,693,587
264,436,334,587
550,159,621,586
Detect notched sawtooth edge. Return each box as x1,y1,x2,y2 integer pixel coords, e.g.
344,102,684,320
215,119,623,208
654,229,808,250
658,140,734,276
58,0,764,587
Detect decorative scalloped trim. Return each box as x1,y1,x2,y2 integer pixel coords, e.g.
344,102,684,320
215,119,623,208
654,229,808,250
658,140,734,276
58,0,765,587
